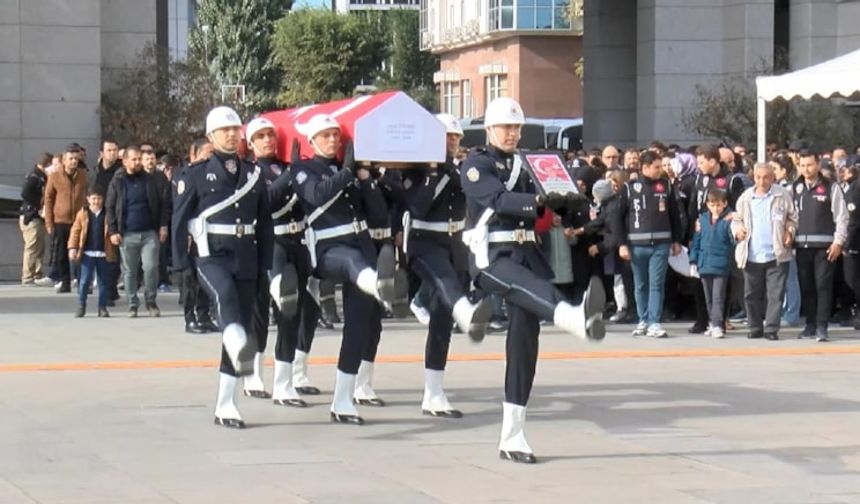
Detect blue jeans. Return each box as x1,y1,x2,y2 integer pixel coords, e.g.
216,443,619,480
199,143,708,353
79,255,110,307
630,243,671,324
782,256,801,325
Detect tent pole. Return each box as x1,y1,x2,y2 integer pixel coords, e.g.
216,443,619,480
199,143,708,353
756,96,766,163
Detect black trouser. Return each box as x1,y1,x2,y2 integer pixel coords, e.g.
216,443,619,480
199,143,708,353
843,252,860,311
477,257,565,406
316,245,377,374
181,266,211,324
410,241,470,371
318,279,338,321
51,223,72,287
296,295,319,353
196,260,256,376
271,239,314,363
796,247,836,329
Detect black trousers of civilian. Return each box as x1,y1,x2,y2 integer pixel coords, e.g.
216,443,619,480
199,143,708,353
51,223,72,287
843,253,860,311
196,260,256,377
316,245,377,374
477,256,566,406
796,247,836,329
743,260,789,336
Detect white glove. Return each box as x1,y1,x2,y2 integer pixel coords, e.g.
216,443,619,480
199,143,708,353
689,264,700,278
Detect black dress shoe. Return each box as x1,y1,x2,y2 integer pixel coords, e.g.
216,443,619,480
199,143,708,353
296,386,321,395
273,398,308,407
214,416,245,429
185,321,206,334
499,450,537,464
75,305,86,318
201,320,219,333
798,325,816,339
98,306,110,318
330,412,364,425
688,324,707,334
317,318,335,330
747,332,763,339
764,333,779,341
354,397,386,407
243,389,272,399
423,408,463,418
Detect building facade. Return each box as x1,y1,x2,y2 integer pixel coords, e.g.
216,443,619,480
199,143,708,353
420,0,583,119
0,0,169,187
334,0,418,14
583,0,860,148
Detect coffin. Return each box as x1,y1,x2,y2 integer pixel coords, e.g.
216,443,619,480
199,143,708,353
258,91,446,166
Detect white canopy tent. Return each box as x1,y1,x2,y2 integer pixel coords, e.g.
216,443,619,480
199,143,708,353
755,48,860,162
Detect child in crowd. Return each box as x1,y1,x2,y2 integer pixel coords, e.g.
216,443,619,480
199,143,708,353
689,190,735,338
68,186,116,318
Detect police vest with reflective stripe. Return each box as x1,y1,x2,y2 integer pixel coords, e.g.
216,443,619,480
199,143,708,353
794,178,835,248
625,177,673,245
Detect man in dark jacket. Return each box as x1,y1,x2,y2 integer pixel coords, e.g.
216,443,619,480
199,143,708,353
19,153,51,285
106,145,169,317
89,140,122,301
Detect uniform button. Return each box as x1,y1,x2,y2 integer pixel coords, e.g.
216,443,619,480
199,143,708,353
236,218,241,223
519,221,524,226
234,203,239,208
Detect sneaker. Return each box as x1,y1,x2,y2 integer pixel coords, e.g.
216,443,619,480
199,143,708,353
71,279,79,289
146,302,160,318
409,298,431,325
158,283,172,293
34,277,54,287
631,321,648,337
55,283,71,294
98,306,110,318
609,310,627,323
74,305,86,318
710,326,725,339
647,324,668,338
128,306,138,318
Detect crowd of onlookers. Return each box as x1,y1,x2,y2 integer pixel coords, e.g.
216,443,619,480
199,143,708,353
19,140,180,318
17,136,860,342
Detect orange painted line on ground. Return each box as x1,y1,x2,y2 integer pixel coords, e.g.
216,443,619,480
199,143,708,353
1,345,860,373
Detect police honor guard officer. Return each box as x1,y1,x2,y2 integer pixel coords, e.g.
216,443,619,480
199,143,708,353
172,106,274,428
351,166,408,407
402,113,492,418
793,151,848,342
242,117,309,406
460,97,606,463
290,113,398,425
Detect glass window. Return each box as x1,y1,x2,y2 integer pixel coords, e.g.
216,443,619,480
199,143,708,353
517,6,534,29
484,75,507,103
536,7,552,28
501,5,513,28
461,79,472,118
443,82,461,116
554,6,570,29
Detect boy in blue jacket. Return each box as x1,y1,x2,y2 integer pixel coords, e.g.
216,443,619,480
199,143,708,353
689,190,735,338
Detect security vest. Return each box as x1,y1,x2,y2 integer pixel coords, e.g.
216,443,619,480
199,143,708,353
793,177,835,248
625,176,673,245
694,165,733,213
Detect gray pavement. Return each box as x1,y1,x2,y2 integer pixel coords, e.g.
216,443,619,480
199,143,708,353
1,284,860,503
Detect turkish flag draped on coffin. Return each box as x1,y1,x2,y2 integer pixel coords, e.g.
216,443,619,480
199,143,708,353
255,91,446,166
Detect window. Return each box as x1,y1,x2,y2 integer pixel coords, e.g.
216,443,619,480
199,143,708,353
449,1,455,28
515,0,571,30
461,79,472,118
484,74,507,104
489,0,513,30
443,81,461,116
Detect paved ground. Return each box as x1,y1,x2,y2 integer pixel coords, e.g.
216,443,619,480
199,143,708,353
2,284,860,503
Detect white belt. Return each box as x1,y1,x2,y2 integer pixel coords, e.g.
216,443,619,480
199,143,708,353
488,229,536,244
368,227,392,240
207,223,256,237
412,219,466,235
274,221,306,235
314,220,368,241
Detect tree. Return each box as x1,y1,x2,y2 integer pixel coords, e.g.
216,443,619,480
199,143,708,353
682,64,859,150
271,9,387,107
189,0,292,114
101,44,220,155
374,10,438,110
